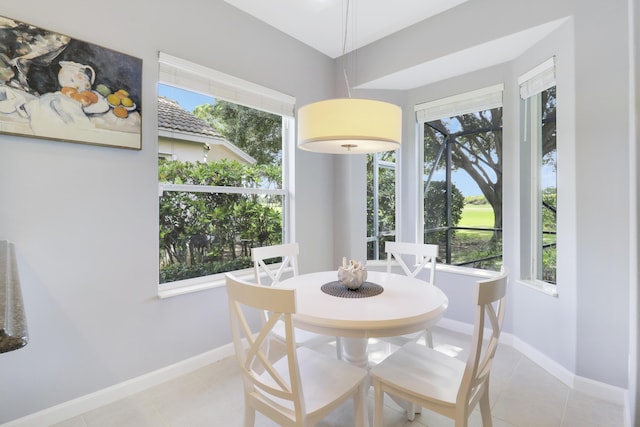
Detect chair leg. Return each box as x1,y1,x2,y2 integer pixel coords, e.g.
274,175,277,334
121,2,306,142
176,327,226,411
454,405,470,427
373,382,384,427
406,402,416,421
425,328,434,348
353,383,367,427
406,402,422,420
243,402,256,427
479,390,493,427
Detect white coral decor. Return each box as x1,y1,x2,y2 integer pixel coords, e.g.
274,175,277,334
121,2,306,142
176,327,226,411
337,257,367,290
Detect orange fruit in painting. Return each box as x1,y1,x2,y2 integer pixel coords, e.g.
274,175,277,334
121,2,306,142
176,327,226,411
115,89,129,99
113,105,128,118
61,87,77,97
84,91,98,104
72,91,98,106
72,91,91,107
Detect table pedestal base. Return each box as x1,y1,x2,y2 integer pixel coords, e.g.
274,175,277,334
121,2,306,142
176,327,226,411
339,337,423,424
340,337,370,369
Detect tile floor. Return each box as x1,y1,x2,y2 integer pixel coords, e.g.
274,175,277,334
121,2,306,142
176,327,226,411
53,327,624,427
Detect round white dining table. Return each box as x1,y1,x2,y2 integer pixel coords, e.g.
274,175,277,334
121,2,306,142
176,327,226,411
277,270,449,368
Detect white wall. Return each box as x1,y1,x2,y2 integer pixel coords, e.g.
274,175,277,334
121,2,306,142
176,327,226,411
572,2,631,388
629,0,639,421
348,0,633,391
509,18,579,378
0,1,335,423
0,0,636,424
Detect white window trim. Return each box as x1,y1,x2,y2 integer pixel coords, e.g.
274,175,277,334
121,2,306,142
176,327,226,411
366,259,498,280
517,279,559,297
158,52,295,117
158,268,254,298
159,183,286,197
518,57,556,99
157,264,296,299
367,153,398,261
157,53,295,297
519,57,557,294
415,83,504,123
524,94,544,284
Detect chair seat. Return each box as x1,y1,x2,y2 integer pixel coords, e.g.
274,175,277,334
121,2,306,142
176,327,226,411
271,319,334,349
370,341,464,407
259,347,368,418
371,268,508,427
226,273,367,427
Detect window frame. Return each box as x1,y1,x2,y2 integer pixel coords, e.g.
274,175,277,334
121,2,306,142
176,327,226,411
367,151,398,261
518,57,558,296
157,53,295,297
415,84,504,272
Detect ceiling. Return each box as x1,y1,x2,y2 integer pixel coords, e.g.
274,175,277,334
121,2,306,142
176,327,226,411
224,0,469,59
223,0,565,90
357,18,566,90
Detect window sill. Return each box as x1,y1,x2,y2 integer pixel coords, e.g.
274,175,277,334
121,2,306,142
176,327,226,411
517,279,559,297
366,260,497,279
157,268,255,299
432,263,498,279
364,260,387,269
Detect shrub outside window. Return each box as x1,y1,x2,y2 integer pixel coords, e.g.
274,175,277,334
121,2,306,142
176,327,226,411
157,53,294,288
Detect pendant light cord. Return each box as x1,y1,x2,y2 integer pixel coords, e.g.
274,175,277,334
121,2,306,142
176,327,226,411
341,0,351,58
342,0,352,98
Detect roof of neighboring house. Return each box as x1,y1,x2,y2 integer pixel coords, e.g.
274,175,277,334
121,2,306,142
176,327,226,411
157,97,222,138
157,96,256,164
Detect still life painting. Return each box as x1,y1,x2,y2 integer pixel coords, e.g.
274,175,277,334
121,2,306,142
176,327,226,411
0,15,142,149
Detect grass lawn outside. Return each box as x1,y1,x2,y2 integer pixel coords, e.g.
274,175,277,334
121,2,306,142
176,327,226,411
428,201,502,270
458,203,494,229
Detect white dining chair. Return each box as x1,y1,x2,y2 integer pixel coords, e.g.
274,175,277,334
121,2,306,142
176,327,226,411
384,241,439,348
252,243,300,287
251,243,342,359
370,267,508,426
225,273,368,427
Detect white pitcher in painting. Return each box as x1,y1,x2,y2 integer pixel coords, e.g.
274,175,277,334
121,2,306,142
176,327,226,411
58,61,95,91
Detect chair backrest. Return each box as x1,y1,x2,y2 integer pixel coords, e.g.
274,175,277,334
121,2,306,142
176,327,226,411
385,241,439,284
457,267,508,416
252,243,299,286
225,273,306,422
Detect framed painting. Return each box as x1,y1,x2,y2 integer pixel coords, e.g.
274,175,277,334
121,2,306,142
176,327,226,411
0,15,142,149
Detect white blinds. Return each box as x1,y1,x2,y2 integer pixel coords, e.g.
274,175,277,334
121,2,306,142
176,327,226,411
415,84,504,123
158,52,296,117
518,57,556,100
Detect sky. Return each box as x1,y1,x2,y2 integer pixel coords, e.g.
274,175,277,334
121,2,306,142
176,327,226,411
427,169,483,197
157,83,531,198
158,84,214,112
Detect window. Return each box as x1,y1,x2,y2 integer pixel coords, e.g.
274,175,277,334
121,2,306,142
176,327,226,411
416,85,504,270
367,151,396,260
157,53,295,290
519,58,557,286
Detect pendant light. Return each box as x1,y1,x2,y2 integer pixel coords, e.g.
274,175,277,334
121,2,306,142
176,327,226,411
296,0,402,154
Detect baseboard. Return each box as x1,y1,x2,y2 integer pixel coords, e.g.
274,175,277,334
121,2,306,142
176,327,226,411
437,317,628,407
3,321,630,426
1,343,235,427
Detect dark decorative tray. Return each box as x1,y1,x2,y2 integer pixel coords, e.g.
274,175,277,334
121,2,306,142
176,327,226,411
320,281,384,298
